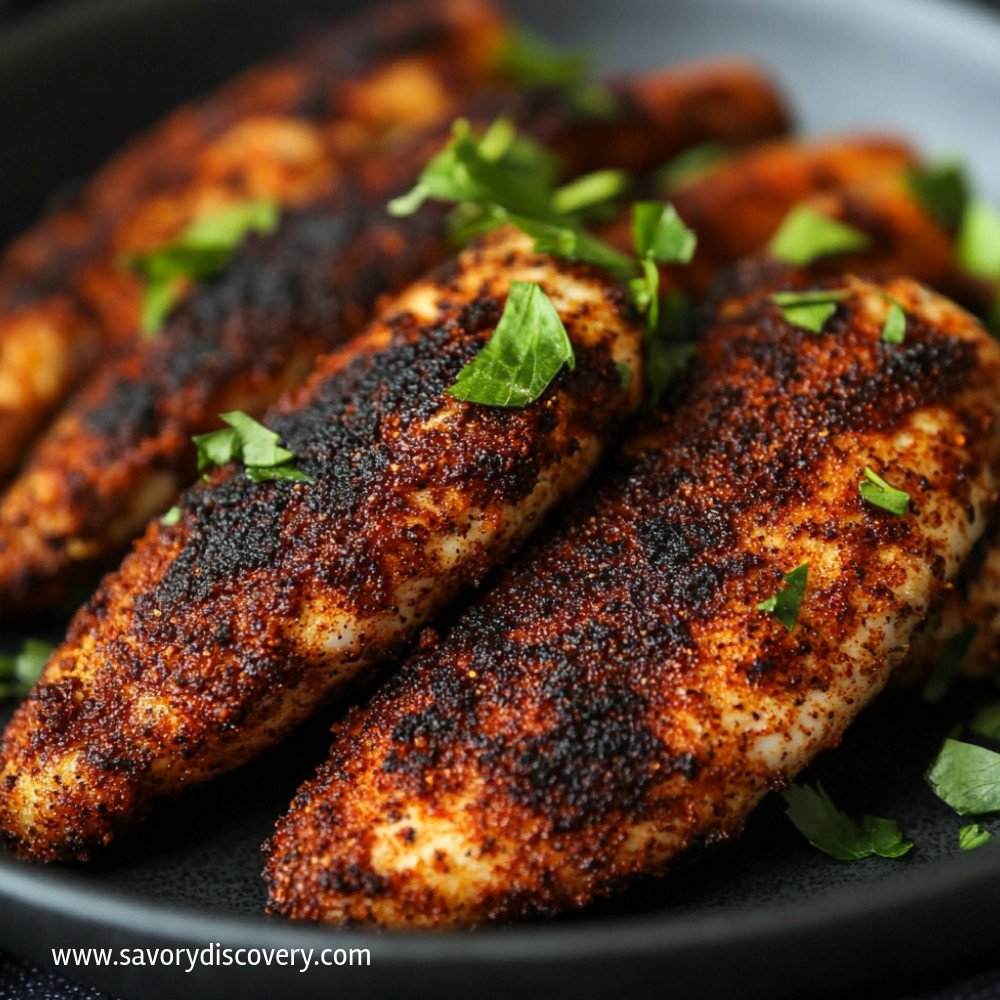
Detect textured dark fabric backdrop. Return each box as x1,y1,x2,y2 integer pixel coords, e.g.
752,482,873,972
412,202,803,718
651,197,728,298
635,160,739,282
1,0,999,997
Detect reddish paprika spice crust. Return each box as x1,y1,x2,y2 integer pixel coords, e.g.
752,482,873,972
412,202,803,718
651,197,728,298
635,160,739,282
0,225,645,862
263,275,1000,927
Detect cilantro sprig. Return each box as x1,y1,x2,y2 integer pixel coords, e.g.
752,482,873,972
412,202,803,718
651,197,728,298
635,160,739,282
193,411,312,483
125,200,280,335
782,782,913,861
0,639,54,700
756,561,809,632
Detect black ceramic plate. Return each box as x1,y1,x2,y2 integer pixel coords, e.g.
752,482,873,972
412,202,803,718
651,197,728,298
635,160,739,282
3,0,1000,997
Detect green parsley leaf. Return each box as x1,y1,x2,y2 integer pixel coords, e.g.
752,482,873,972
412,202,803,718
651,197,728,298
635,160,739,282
922,624,979,705
447,281,574,408
160,505,182,527
496,26,591,87
959,822,993,850
217,410,294,468
387,118,642,291
771,289,849,334
658,142,730,194
970,701,1000,741
629,203,697,331
859,466,910,516
632,202,697,264
957,200,1000,282
629,257,662,331
782,782,913,861
513,214,636,280
881,298,907,344
907,160,970,231
757,561,809,632
192,411,311,483
125,200,279,335
926,738,1000,815
496,27,615,117
768,205,871,267
388,118,559,221
551,169,629,216
0,639,54,700
245,465,314,483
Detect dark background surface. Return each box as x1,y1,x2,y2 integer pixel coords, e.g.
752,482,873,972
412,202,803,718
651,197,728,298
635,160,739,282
2,0,1000,997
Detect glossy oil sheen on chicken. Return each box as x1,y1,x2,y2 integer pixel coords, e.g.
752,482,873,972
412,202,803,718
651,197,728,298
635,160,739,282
263,275,1000,927
0,0,508,484
0,58,790,615
0,225,644,861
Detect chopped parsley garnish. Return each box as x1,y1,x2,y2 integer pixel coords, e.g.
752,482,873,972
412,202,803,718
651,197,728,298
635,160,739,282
551,169,629,216
658,142,731,194
756,561,808,632
496,26,615,116
881,297,907,344
447,281,574,407
388,117,559,222
633,201,698,266
971,701,1000,741
782,782,913,860
907,160,970,231
390,119,699,407
125,199,279,335
926,738,1000,815
859,466,910,516
510,213,636,279
630,202,697,331
0,639,54,700
922,624,978,705
770,289,849,334
957,200,1000,283
959,823,993,851
160,505,182,527
768,205,871,267
192,411,312,483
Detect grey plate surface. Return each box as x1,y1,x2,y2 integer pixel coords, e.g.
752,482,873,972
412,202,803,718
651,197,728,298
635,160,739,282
2,0,1000,997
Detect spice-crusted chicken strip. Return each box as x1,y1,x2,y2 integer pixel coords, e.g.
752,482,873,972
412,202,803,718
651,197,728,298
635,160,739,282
264,275,1000,928
600,133,918,294
0,61,790,615
598,135,991,317
691,168,1000,685
0,0,505,297
0,0,508,483
0,225,645,862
